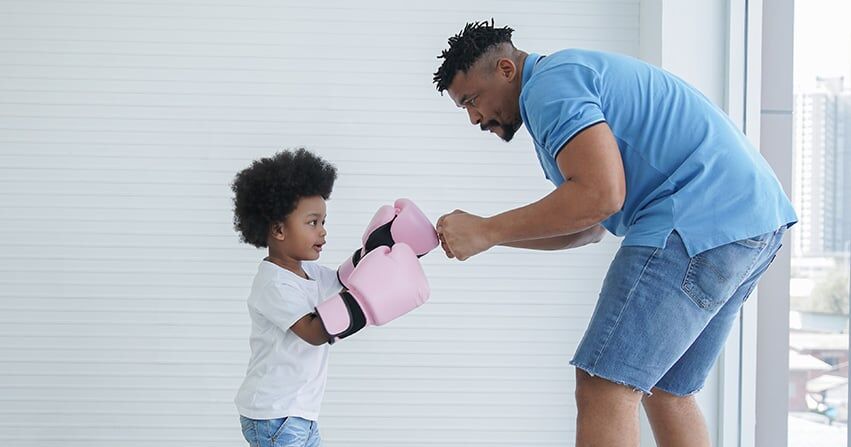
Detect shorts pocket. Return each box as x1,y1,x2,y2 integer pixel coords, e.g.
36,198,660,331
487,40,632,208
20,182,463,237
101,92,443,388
682,236,766,311
271,417,309,447
269,417,289,443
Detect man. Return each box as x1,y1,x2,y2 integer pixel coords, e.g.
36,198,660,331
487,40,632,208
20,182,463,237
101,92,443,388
432,20,796,446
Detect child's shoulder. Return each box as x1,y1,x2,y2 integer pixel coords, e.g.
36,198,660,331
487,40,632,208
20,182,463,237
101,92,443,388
302,262,340,287
301,261,334,279
250,263,308,301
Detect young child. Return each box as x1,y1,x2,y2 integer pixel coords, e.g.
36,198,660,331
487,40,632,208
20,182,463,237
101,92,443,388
231,148,437,447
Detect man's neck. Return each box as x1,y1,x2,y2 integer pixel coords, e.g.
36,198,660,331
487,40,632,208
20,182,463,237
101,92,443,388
516,51,529,78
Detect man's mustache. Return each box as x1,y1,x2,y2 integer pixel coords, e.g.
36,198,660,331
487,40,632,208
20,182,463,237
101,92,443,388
480,120,500,131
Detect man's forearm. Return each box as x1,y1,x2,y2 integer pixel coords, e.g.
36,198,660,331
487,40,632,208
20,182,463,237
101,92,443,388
485,182,620,246
500,225,606,250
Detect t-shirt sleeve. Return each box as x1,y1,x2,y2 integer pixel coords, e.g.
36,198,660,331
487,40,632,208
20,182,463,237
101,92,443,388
250,283,313,331
523,63,606,160
315,264,343,300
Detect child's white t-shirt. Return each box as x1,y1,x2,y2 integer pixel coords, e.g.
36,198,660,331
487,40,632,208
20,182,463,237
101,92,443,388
235,260,342,421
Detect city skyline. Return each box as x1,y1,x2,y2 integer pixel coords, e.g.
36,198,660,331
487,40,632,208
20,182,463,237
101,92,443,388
792,79,851,256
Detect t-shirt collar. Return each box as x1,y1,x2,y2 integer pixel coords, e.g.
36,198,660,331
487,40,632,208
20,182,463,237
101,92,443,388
522,53,543,89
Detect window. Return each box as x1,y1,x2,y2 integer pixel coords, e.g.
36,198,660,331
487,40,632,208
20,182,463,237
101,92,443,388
788,1,851,444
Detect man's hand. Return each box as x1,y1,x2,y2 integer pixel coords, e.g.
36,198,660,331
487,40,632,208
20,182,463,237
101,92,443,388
436,210,495,261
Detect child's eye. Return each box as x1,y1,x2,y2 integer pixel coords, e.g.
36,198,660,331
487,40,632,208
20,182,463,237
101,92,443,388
308,220,317,226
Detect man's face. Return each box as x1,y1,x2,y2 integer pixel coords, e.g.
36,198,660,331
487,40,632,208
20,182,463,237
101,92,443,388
447,58,523,142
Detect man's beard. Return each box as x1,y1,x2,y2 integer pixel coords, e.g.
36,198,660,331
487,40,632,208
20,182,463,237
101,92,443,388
482,119,522,142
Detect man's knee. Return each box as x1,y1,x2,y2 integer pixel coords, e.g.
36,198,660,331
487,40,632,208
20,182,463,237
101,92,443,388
643,387,698,411
575,369,644,410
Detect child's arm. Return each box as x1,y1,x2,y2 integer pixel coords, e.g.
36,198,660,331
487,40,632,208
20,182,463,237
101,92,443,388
290,313,331,346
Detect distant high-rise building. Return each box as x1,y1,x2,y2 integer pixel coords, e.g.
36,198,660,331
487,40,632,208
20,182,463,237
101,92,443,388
792,77,851,255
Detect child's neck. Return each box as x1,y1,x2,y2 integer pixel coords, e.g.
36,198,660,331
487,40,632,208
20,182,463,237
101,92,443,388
265,250,308,280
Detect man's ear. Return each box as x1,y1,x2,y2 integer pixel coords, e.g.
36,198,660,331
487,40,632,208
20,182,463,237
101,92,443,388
497,58,518,82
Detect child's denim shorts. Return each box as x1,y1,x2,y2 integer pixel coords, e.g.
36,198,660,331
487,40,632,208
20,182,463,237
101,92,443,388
571,227,786,395
240,415,321,447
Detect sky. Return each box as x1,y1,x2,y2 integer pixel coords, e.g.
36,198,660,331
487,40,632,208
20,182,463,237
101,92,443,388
793,0,851,92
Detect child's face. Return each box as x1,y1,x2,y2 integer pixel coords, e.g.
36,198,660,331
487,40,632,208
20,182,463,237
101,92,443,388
278,196,328,261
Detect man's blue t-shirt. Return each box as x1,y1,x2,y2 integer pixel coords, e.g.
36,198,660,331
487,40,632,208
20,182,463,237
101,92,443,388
519,49,797,256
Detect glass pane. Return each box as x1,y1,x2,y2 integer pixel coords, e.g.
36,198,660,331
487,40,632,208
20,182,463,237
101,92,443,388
789,1,851,445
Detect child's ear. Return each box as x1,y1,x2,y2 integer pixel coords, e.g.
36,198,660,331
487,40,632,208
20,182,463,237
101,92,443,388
270,222,286,241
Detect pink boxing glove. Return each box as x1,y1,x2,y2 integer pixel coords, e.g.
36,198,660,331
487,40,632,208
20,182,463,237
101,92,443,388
337,198,439,288
317,243,430,343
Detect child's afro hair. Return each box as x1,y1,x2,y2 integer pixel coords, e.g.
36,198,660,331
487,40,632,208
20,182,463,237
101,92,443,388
231,148,337,248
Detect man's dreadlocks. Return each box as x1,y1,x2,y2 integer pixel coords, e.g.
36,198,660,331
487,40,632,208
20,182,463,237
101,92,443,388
432,19,515,93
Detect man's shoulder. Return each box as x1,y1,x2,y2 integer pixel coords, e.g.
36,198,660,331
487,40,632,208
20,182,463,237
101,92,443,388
527,49,607,84
541,49,645,72
541,49,609,67
522,51,602,97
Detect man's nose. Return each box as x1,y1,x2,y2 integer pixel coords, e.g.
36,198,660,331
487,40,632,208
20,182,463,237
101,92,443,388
466,108,482,125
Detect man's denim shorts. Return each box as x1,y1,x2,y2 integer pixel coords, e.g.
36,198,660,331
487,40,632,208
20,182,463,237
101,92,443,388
570,227,786,395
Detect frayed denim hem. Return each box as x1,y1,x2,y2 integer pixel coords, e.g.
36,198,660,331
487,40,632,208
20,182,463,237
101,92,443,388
571,361,653,396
